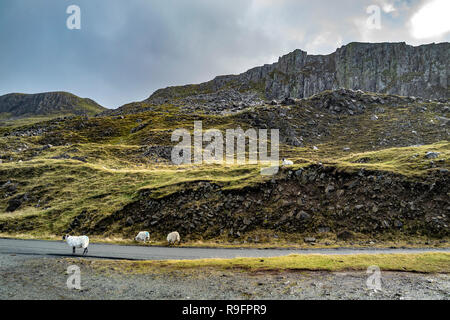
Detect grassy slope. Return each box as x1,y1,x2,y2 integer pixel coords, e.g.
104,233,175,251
0,115,75,128
333,141,449,176
72,252,450,274
0,92,105,120
0,94,448,244
0,142,447,239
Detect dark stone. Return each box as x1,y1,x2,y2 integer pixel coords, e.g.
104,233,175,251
296,211,311,220
6,197,22,212
6,193,28,212
394,220,403,228
125,217,134,226
425,152,440,159
337,230,354,240
294,169,303,177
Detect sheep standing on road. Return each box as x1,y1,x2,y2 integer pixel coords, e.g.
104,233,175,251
282,158,294,166
167,231,180,245
63,234,89,255
135,231,150,243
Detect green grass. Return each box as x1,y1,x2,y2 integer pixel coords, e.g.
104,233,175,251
333,141,449,176
0,140,447,236
0,158,273,234
0,115,71,128
0,93,448,241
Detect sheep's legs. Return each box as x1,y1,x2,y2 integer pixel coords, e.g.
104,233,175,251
72,247,75,254
83,248,88,256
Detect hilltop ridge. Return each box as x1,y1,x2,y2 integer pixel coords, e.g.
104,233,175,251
148,42,449,104
0,91,106,119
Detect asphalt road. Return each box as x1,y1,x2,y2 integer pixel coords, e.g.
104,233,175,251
1,238,449,261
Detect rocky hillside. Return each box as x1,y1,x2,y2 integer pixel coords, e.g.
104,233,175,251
97,164,449,241
0,92,105,119
0,42,448,246
148,42,449,104
0,87,448,244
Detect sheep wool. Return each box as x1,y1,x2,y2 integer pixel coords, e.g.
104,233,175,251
282,158,294,166
135,231,150,242
167,231,180,245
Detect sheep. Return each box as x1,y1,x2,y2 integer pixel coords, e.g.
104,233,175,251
135,231,150,243
63,234,89,255
167,231,181,245
281,158,293,166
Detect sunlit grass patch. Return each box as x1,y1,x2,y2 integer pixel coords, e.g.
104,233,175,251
334,141,449,176
79,252,450,274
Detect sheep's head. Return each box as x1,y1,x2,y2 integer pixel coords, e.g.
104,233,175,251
62,234,70,240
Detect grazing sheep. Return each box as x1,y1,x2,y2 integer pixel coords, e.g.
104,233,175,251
63,234,89,255
282,158,293,166
167,231,181,245
135,231,150,243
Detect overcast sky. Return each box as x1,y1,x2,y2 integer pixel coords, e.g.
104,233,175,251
0,0,449,108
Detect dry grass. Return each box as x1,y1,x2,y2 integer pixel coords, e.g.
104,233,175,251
77,252,450,274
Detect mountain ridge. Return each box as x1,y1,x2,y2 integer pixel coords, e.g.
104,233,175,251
147,41,449,103
0,91,106,119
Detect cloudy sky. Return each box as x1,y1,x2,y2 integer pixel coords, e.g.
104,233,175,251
0,0,449,108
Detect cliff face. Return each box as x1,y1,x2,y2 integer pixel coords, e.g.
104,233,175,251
332,42,448,99
0,92,106,118
149,42,449,102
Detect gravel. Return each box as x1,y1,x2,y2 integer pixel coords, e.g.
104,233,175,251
1,253,449,300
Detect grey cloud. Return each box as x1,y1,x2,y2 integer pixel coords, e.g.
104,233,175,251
0,0,448,108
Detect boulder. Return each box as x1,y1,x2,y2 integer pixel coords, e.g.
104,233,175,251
425,152,440,159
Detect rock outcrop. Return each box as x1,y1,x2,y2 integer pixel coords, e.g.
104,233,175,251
92,165,449,240
0,92,105,118
148,42,449,102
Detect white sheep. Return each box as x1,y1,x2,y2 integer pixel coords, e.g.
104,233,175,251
282,158,294,166
63,234,89,255
167,231,181,245
135,231,150,243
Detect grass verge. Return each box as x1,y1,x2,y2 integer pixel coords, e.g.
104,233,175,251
77,252,450,274
1,233,448,249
